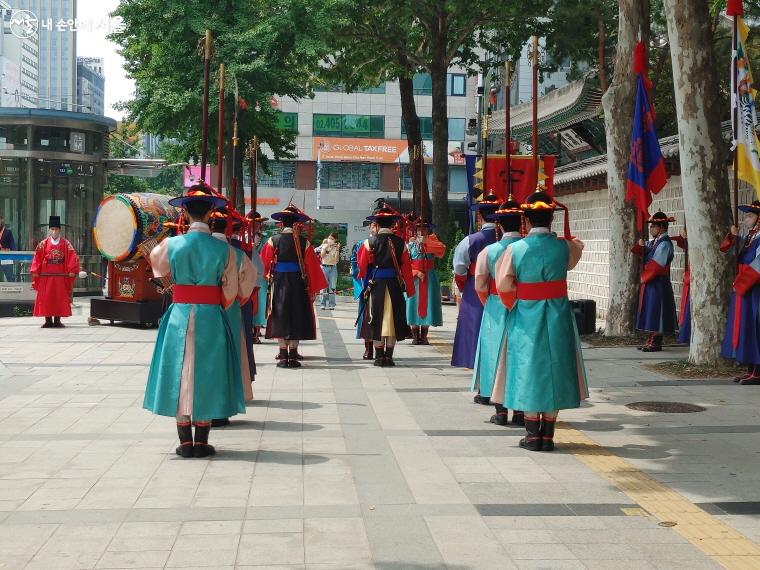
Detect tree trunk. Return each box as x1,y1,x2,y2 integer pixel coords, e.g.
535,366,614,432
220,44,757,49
398,76,431,217
430,58,450,243
663,0,732,364
602,0,643,336
597,4,608,93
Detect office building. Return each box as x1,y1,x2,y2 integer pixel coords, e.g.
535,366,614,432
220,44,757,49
10,0,77,111
0,4,39,107
76,56,104,115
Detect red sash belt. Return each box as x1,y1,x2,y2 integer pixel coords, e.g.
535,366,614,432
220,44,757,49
516,280,567,301
173,284,222,305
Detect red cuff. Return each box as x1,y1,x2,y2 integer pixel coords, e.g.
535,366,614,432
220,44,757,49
641,260,667,284
454,274,467,292
476,289,488,306
672,235,686,249
734,266,760,295
631,243,644,255
720,233,736,253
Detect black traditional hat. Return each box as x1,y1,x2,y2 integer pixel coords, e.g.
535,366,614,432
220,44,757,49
647,211,676,224
209,207,245,231
245,210,269,223
270,203,311,223
48,215,61,228
168,182,228,208
491,194,523,218
739,200,760,214
365,203,402,222
521,190,557,212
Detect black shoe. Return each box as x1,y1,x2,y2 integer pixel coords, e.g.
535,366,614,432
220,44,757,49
374,347,385,367
288,349,302,368
275,348,288,360
211,418,230,427
420,327,430,345
276,359,289,368
519,418,543,452
473,394,491,405
490,412,509,426
641,345,662,353
193,443,216,458
42,320,53,329
511,411,525,426
287,358,302,368
362,341,374,360
175,444,194,458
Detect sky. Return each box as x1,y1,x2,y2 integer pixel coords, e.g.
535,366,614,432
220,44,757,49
76,0,133,120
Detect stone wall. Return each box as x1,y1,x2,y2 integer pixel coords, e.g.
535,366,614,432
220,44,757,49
558,176,753,320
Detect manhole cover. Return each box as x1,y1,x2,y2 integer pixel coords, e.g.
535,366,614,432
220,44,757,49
626,401,706,413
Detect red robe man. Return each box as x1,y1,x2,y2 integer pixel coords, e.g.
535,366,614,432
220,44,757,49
31,216,80,328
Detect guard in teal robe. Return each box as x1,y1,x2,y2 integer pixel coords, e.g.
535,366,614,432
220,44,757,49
406,220,446,344
247,212,269,343
495,191,588,452
143,184,245,458
471,198,524,427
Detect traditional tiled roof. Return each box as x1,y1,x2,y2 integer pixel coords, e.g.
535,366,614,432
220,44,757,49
553,123,732,186
489,76,603,139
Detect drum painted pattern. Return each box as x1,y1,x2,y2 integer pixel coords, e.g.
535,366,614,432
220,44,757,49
93,193,179,261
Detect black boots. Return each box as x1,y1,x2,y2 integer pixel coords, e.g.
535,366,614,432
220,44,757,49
374,346,385,367
253,326,262,344
176,421,194,458
411,327,421,345
276,347,289,368
640,333,663,352
193,421,215,457
384,346,396,367
512,411,525,426
42,317,53,328
519,417,543,452
473,393,491,405
53,316,64,328
541,416,556,451
363,341,374,360
419,326,430,345
490,403,509,426
288,348,302,368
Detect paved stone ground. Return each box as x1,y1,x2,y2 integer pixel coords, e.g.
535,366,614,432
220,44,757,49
1,298,759,569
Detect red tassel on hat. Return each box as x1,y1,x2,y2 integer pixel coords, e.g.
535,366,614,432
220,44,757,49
727,0,743,17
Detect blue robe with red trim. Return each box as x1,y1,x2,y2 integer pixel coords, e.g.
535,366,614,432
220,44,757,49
721,235,760,365
635,236,677,334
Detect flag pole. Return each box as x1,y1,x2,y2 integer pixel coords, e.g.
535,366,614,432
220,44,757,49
504,58,512,198
230,78,240,212
216,63,225,193
200,30,212,182
531,35,539,188
729,0,742,265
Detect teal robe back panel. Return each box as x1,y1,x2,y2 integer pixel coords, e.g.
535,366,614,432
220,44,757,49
405,242,443,327
505,233,588,412
143,232,245,419
471,236,520,398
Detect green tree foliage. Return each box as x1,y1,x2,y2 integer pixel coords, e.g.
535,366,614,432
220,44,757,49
109,0,332,165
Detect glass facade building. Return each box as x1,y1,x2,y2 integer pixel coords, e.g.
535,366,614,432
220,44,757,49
0,108,115,289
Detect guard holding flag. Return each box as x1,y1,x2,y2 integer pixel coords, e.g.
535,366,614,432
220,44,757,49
260,204,326,368
720,201,760,384
632,212,678,352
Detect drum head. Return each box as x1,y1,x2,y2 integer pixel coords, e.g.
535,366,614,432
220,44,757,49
93,195,139,261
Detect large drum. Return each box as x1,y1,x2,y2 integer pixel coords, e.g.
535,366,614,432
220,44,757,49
93,193,180,261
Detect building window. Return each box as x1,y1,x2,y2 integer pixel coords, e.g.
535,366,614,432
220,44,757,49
313,114,385,138
401,117,467,141
313,82,385,94
276,112,298,133
0,126,28,150
412,73,432,96
319,162,380,190
257,161,295,188
448,73,466,96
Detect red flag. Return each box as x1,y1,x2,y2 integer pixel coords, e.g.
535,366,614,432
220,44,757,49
481,155,555,203
727,0,743,16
